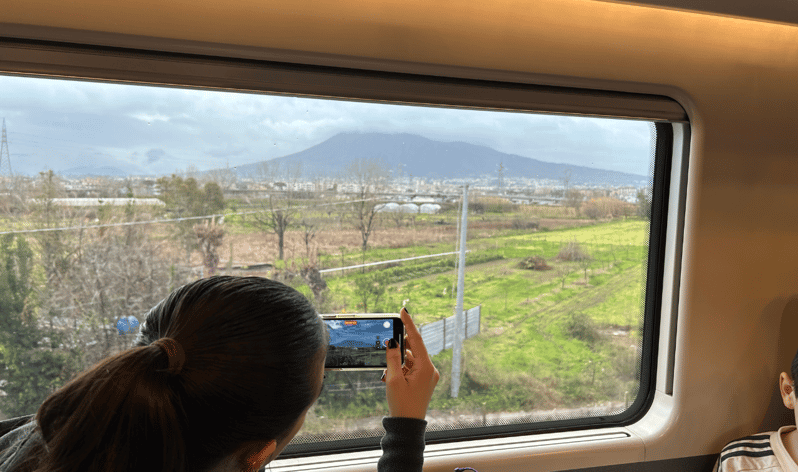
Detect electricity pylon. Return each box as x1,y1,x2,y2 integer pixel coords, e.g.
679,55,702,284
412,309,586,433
0,119,12,178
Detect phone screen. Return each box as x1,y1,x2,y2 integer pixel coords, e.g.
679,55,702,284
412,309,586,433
323,317,402,369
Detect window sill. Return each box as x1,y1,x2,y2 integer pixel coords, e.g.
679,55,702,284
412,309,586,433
269,427,643,472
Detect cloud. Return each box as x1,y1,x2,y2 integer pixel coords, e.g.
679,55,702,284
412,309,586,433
146,148,166,164
325,320,344,330
130,112,171,123
0,73,656,177
206,145,249,158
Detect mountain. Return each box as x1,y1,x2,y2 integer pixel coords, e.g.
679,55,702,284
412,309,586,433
234,132,648,186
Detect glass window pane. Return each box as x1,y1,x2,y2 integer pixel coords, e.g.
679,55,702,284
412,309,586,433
0,74,655,452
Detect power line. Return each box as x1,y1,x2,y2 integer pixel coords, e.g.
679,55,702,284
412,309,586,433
318,250,471,274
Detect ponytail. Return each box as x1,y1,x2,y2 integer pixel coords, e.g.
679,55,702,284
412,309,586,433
32,343,187,472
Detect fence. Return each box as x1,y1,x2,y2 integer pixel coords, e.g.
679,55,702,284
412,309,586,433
419,306,481,357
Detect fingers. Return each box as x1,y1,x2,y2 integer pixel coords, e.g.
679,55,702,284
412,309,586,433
400,307,430,361
385,339,403,383
402,349,415,376
383,350,415,382
383,350,414,382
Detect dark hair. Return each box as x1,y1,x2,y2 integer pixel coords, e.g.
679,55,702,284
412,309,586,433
792,348,798,385
29,276,325,472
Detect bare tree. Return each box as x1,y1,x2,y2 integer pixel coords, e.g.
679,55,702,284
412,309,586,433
252,161,302,261
206,161,238,191
47,202,183,366
565,189,583,216
32,170,78,288
194,218,225,276
346,158,388,251
388,205,407,228
0,174,32,217
579,255,593,285
299,218,319,265
556,265,575,290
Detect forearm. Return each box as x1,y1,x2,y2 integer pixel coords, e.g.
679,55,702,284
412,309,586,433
377,417,427,472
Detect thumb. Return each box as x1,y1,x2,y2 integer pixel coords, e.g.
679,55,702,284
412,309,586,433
385,339,403,382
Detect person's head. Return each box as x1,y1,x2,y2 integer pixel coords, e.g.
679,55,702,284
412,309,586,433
31,276,327,472
779,348,798,425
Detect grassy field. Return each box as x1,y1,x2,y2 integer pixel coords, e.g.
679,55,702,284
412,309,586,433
7,197,647,434
298,218,649,435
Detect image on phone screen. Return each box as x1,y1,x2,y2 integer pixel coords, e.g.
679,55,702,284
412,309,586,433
324,318,399,368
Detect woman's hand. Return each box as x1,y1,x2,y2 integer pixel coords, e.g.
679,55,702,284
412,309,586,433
382,307,440,420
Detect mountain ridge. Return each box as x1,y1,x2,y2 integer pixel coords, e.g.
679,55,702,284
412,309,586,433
233,132,648,186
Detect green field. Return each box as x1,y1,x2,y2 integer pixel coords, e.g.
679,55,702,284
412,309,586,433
1,193,648,433
300,219,649,433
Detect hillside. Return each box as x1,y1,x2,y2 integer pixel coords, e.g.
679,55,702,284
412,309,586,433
234,132,648,186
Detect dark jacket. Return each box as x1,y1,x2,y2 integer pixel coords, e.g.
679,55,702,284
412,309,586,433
0,414,426,471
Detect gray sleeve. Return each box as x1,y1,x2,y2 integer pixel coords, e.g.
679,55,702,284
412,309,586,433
377,417,427,472
0,420,41,472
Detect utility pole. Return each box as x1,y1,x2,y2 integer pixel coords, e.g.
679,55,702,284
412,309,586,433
0,119,12,179
451,184,469,398
497,162,504,195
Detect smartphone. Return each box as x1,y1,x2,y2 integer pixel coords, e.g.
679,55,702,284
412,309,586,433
322,314,405,371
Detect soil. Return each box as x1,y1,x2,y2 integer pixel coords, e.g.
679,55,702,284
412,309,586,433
182,217,595,269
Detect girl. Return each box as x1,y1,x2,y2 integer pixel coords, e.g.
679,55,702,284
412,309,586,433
0,276,439,472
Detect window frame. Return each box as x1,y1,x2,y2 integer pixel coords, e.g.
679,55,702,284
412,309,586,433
0,35,687,458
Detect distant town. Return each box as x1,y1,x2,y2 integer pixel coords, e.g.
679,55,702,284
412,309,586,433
3,172,647,212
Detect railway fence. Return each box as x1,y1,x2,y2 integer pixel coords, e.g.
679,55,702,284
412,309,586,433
418,306,481,357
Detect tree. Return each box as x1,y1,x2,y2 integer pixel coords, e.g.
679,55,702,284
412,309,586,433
565,189,583,215
252,161,302,261
0,175,31,217
0,234,34,326
354,272,388,313
0,234,80,417
206,161,237,191
556,265,575,289
637,188,652,219
347,158,388,251
156,175,225,263
299,218,319,264
561,169,583,215
48,203,184,366
32,170,75,286
194,218,225,276
579,255,593,285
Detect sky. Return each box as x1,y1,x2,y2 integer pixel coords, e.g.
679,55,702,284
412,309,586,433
0,74,655,177
325,319,394,348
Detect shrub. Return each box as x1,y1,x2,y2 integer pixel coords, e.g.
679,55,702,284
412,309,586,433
566,312,601,344
468,202,486,214
511,219,539,230
582,197,636,219
470,197,516,214
517,255,552,271
556,240,591,262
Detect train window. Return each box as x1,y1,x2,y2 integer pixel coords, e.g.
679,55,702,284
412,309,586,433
0,56,674,457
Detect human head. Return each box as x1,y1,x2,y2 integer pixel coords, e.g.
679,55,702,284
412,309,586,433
32,276,327,472
779,348,798,424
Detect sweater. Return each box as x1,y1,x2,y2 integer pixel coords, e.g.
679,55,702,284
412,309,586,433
714,426,798,472
0,414,427,471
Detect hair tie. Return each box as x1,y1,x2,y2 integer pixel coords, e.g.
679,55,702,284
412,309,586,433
152,337,186,375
